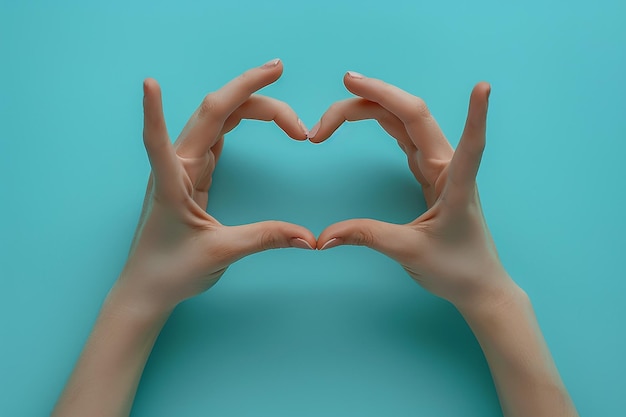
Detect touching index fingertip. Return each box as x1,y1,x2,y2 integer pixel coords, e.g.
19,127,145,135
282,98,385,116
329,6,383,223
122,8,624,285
297,118,309,137
306,121,320,141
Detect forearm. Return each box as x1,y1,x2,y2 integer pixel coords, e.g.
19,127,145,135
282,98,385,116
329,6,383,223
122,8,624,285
52,280,171,417
458,281,578,417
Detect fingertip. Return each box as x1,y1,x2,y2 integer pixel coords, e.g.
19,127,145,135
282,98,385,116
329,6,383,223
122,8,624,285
260,58,282,69
298,118,309,136
306,120,338,143
274,112,308,141
315,225,336,250
344,71,365,82
319,237,342,251
279,123,308,142
142,80,164,119
306,121,323,143
468,82,491,123
317,221,357,249
274,60,285,79
308,136,326,144
285,127,308,142
259,58,284,82
289,118,308,141
143,78,160,95
308,135,328,144
290,238,315,250
473,81,491,100
316,235,337,250
343,71,367,95
290,227,317,250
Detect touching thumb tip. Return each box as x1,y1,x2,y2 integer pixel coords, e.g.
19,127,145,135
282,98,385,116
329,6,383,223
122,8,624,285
319,237,342,251
290,238,315,250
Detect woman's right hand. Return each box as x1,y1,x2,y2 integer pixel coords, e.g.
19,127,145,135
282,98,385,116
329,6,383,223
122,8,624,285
310,72,519,310
309,71,578,417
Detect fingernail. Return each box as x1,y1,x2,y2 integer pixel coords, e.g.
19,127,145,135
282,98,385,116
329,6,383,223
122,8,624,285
307,121,320,140
261,58,281,68
320,238,341,251
290,238,314,250
297,118,309,136
346,71,364,79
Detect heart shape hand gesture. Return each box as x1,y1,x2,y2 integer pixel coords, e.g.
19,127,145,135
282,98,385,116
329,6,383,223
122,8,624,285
116,59,516,315
53,59,579,417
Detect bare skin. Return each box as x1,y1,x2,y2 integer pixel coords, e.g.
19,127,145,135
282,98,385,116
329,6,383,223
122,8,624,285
51,64,578,417
310,71,579,417
51,60,316,417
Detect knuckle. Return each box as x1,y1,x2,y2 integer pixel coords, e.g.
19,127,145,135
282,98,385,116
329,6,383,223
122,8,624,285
260,225,282,250
199,93,223,119
380,83,396,100
236,72,256,94
411,97,431,120
352,228,374,247
275,101,293,118
211,244,238,264
279,100,293,114
238,70,251,82
377,109,395,124
324,103,341,115
327,101,344,115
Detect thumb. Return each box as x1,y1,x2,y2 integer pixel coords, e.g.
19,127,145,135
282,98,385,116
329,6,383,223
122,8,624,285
143,78,180,198
317,219,423,264
224,221,317,260
447,82,491,204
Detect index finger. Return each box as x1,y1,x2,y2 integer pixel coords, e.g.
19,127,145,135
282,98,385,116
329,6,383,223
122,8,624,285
176,59,284,158
342,71,453,160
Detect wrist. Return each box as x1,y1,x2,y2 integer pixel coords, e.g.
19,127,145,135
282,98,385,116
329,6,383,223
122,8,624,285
452,266,527,318
104,276,175,328
455,277,529,327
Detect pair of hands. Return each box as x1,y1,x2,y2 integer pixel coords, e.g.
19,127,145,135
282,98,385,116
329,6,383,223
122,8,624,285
51,59,578,417
117,59,513,316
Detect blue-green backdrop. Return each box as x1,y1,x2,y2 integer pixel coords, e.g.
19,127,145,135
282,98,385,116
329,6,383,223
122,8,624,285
1,0,624,416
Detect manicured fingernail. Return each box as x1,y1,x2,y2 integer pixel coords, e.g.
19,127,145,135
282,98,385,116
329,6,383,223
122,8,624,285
297,118,309,136
307,121,320,140
261,58,281,68
320,238,341,251
346,71,364,79
291,238,314,250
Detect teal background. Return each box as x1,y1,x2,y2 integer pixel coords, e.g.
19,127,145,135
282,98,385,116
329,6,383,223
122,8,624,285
1,0,624,416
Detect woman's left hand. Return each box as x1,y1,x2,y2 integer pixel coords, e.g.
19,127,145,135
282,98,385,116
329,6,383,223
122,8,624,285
118,60,316,314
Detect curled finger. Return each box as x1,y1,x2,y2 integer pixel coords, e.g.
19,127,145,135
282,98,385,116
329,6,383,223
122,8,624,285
341,72,453,160
308,98,412,147
176,59,285,158
221,95,308,140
